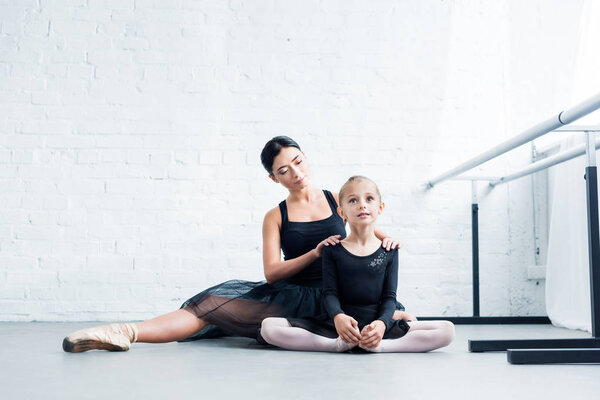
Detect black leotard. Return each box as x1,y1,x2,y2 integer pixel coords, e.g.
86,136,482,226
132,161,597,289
323,244,398,329
279,190,347,287
290,245,410,339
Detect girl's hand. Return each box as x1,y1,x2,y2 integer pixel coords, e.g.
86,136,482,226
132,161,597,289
314,235,342,257
381,237,401,251
333,314,361,344
359,320,386,349
392,310,418,322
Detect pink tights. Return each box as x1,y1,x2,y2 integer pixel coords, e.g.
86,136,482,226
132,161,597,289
260,318,455,353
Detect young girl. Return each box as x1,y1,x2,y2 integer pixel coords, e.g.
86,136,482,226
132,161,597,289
260,176,455,353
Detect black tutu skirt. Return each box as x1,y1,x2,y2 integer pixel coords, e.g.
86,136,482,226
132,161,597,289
179,279,405,342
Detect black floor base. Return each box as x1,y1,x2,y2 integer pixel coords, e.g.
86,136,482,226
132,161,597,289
469,338,600,352
508,347,600,364
417,316,550,325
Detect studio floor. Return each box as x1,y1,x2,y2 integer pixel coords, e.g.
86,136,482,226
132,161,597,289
1,322,598,400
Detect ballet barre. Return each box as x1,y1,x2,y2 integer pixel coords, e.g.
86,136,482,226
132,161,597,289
424,91,600,364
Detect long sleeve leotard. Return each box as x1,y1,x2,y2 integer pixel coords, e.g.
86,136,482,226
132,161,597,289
288,244,410,339
323,244,398,330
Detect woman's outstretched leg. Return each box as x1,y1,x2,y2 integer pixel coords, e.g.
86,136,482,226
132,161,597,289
63,309,206,353
136,309,207,342
366,320,455,353
260,317,355,352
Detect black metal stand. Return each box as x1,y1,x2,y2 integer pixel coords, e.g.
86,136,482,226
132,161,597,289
417,198,550,325
472,203,480,317
469,166,600,364
419,316,550,324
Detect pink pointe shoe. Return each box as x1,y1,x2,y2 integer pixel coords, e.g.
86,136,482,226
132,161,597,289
62,323,138,353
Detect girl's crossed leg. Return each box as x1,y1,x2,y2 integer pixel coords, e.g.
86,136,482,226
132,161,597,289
260,318,455,353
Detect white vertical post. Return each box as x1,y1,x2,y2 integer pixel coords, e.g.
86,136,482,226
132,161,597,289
587,131,597,167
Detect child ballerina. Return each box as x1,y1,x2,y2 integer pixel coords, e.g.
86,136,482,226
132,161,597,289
260,175,455,353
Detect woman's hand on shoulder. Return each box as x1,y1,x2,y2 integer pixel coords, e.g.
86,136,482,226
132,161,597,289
381,237,401,251
313,235,342,257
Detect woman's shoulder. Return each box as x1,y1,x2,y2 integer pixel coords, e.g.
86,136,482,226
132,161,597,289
263,205,282,227
328,191,340,206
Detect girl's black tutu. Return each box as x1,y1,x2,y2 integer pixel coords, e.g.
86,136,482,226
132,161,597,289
179,279,405,342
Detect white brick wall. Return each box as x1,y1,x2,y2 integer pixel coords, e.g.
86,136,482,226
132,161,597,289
0,0,586,321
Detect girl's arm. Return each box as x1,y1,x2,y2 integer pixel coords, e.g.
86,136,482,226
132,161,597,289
377,248,400,326
360,249,400,348
322,246,361,344
262,207,341,284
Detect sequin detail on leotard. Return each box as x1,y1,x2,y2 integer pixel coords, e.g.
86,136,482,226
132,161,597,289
368,251,387,274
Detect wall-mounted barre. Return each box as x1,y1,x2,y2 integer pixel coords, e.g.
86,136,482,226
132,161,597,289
425,92,600,189
448,133,600,187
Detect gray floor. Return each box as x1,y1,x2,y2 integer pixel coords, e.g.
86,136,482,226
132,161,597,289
1,323,599,400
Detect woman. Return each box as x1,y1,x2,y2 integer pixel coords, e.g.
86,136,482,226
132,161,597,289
62,136,413,352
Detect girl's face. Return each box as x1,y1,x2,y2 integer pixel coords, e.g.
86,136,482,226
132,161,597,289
269,146,311,190
338,181,383,227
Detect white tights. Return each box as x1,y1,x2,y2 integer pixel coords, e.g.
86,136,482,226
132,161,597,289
260,318,455,353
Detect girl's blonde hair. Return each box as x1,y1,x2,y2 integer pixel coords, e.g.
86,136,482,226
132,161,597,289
338,175,382,205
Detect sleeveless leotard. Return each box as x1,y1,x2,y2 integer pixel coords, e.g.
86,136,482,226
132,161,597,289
279,190,346,287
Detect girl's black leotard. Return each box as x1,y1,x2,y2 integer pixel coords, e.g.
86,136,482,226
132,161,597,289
179,189,405,341
289,245,410,339
324,245,400,329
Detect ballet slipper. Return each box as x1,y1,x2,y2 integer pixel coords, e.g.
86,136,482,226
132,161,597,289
62,323,138,353
336,337,358,352
358,342,382,353
358,325,382,352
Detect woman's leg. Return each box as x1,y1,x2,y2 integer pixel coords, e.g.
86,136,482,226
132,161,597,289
370,320,455,353
136,309,207,343
63,309,207,352
261,317,354,352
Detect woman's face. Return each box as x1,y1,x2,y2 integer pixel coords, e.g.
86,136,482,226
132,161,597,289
270,146,311,190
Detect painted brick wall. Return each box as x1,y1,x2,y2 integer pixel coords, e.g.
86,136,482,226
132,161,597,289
0,0,585,321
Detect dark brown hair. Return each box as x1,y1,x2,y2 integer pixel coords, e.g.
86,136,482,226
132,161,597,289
260,136,301,175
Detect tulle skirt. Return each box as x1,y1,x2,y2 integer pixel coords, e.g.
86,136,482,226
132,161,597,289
179,279,405,342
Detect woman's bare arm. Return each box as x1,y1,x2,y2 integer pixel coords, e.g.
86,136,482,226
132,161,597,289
262,207,320,284
373,226,389,241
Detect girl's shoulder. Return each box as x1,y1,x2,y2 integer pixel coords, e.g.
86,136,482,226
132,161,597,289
322,242,345,260
383,246,399,255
